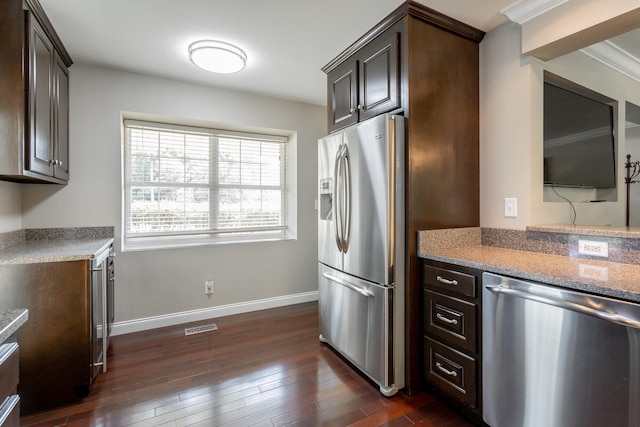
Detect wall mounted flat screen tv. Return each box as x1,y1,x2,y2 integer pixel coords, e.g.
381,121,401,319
543,79,616,189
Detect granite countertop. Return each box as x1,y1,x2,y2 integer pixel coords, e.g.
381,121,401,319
0,227,114,265
0,237,114,265
420,244,640,304
0,309,28,345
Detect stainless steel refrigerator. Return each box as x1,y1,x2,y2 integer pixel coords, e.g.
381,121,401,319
317,113,405,396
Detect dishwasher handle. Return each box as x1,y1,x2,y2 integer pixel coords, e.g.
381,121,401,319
486,284,640,330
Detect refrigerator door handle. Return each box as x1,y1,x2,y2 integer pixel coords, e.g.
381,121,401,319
333,144,344,252
342,144,351,252
322,272,374,297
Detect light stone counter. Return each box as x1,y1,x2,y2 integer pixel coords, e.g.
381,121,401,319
0,227,114,265
418,227,640,304
0,238,114,265
0,308,28,345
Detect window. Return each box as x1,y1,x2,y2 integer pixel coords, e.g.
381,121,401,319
123,119,288,249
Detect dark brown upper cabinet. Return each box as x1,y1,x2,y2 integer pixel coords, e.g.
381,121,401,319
327,28,400,133
0,0,72,184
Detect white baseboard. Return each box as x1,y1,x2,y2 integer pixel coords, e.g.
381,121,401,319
110,291,319,336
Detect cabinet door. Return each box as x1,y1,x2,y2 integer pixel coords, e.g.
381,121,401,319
0,261,91,414
358,30,400,122
26,14,55,177
54,52,69,180
327,59,358,133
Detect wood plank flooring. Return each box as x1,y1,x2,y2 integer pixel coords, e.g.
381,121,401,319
20,302,477,426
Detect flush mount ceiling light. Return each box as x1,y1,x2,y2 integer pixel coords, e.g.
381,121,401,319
188,40,247,74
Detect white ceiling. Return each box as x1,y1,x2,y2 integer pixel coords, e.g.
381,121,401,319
38,0,640,107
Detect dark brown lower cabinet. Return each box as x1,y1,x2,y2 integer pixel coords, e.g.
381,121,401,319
0,261,93,414
422,259,483,422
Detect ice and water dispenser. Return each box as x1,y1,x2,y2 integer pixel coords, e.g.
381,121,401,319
319,177,333,221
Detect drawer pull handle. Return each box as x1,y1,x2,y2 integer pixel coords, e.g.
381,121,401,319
436,313,458,325
0,395,20,425
436,362,458,377
436,276,458,286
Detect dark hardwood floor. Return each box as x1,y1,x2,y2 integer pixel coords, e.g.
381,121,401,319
20,302,477,426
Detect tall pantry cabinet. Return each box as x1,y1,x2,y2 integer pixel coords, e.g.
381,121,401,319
322,1,484,395
0,0,72,184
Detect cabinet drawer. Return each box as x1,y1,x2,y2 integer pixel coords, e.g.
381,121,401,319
0,344,18,399
424,336,477,408
424,290,477,353
424,265,476,298
0,395,20,427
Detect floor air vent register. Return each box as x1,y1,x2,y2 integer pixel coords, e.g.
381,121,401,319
184,324,218,335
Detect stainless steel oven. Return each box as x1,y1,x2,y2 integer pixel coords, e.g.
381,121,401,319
482,272,640,427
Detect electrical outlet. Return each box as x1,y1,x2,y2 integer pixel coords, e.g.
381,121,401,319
204,280,214,294
578,240,609,258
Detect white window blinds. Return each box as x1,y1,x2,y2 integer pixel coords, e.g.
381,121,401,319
123,120,287,240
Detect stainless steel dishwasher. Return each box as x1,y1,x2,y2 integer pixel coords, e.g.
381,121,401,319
482,272,640,427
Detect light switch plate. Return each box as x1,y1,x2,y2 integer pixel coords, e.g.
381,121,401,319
504,198,517,218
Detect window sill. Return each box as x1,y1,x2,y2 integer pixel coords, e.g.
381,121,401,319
122,232,295,252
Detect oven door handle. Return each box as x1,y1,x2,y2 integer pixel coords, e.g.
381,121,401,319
486,285,640,329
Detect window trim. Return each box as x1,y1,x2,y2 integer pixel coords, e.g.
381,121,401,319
121,118,291,251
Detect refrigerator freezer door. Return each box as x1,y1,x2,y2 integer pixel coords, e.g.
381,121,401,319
318,263,396,394
318,132,344,272
342,114,394,286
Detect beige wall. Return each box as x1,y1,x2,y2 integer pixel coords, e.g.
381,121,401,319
480,22,537,229
0,181,21,233
20,64,325,325
480,19,640,229
521,1,640,59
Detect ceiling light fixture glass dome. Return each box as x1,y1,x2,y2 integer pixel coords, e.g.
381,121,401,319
188,40,247,74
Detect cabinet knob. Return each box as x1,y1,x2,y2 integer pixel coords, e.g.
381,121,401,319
357,104,363,110
350,108,356,114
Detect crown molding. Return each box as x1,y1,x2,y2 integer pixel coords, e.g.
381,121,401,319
501,0,569,24
581,41,640,83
